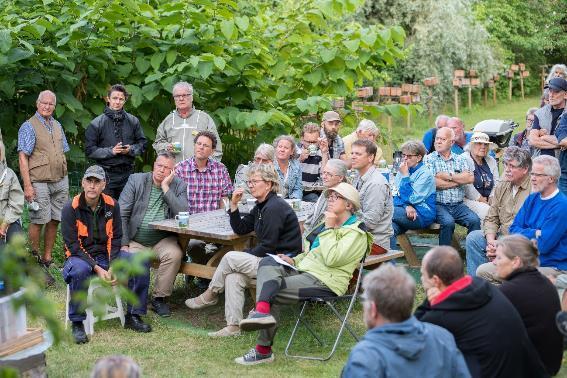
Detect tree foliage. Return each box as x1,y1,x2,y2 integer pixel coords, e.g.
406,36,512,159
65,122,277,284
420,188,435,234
0,0,405,172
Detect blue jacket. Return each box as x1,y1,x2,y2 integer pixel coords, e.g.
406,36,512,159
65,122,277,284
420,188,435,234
274,159,303,199
394,162,436,227
510,191,567,270
342,316,470,378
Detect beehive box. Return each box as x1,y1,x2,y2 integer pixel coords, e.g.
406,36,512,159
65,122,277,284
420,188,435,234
378,87,391,96
356,87,373,98
522,71,530,78
471,78,481,87
391,87,402,96
400,95,412,104
510,64,519,72
469,69,478,77
454,70,465,78
452,78,462,87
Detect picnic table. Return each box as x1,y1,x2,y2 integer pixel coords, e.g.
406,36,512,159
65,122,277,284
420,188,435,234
149,202,315,279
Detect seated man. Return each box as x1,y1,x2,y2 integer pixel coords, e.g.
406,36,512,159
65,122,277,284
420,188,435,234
424,127,480,246
415,246,547,378
351,139,393,254
298,122,329,202
477,155,567,283
342,119,383,167
341,264,469,377
62,166,151,344
235,183,372,365
119,151,188,317
465,147,531,276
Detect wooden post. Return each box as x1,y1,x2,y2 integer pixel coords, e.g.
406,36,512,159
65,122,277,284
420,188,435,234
406,110,411,129
508,78,513,101
454,88,459,117
492,85,496,105
428,88,433,126
468,86,472,110
387,115,392,135
541,66,546,93
483,88,487,107
520,74,525,100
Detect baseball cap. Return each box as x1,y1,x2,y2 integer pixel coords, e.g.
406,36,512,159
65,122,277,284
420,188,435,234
326,183,361,211
470,132,491,144
83,165,106,181
548,77,567,92
322,111,341,122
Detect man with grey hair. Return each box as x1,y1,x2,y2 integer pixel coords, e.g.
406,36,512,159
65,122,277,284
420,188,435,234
18,90,70,270
510,107,538,151
342,264,469,378
465,147,531,276
477,155,567,283
343,119,383,166
422,114,450,153
153,81,222,163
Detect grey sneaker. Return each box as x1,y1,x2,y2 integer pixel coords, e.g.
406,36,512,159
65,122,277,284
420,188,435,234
234,348,274,365
239,311,276,332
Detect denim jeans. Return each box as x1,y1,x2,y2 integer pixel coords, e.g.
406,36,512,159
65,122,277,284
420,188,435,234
390,206,424,249
465,230,488,276
436,203,481,246
302,192,320,203
560,175,567,195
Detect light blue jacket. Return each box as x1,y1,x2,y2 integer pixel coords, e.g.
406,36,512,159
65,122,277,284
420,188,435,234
274,159,303,199
393,162,436,227
342,316,471,378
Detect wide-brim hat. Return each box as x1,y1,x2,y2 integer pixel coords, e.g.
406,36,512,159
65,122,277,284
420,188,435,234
470,132,491,144
326,182,361,211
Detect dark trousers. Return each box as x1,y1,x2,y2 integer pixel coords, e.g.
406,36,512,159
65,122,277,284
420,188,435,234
63,251,150,322
256,257,334,346
0,221,23,248
103,166,134,201
436,203,481,246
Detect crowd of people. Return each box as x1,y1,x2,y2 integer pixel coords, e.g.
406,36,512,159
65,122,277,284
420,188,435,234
0,68,566,375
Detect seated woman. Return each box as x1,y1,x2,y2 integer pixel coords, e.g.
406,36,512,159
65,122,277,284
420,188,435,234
185,163,302,337
0,140,24,248
273,135,302,199
463,132,499,222
390,141,436,249
234,144,275,202
493,234,563,376
303,159,347,235
235,183,372,365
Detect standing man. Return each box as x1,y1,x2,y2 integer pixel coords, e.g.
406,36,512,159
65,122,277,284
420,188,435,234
351,139,393,254
446,117,472,155
298,123,329,202
320,111,346,160
153,81,222,163
85,84,147,200
119,151,188,317
529,77,567,157
424,127,480,246
342,119,383,167
554,105,567,193
174,131,232,215
62,165,152,344
18,90,69,267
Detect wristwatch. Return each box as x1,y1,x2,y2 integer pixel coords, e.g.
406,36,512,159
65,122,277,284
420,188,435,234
449,172,454,181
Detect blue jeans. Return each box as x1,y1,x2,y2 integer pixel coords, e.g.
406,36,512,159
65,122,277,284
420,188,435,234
465,230,488,276
436,203,481,246
302,192,320,203
560,175,567,195
390,206,424,249
63,251,150,322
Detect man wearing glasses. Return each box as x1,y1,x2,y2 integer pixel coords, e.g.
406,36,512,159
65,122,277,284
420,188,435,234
477,155,567,283
510,108,538,152
18,90,70,272
466,147,532,278
85,84,147,200
118,151,188,317
153,81,222,163
298,122,329,202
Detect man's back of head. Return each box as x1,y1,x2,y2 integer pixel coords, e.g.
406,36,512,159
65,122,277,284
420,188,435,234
422,246,464,288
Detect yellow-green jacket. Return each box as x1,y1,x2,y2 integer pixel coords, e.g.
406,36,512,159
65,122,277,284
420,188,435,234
293,218,372,296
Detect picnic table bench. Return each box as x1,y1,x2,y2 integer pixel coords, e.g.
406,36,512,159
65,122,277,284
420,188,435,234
396,223,462,267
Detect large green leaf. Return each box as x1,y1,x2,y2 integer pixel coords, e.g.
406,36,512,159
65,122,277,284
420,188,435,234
150,52,166,70
135,56,151,74
0,29,11,53
7,48,32,63
220,20,235,40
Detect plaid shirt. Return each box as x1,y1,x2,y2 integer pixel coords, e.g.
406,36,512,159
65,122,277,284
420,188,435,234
424,151,470,204
17,112,70,155
175,157,233,214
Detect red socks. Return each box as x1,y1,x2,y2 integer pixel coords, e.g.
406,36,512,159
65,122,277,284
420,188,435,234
256,301,270,314
256,345,271,355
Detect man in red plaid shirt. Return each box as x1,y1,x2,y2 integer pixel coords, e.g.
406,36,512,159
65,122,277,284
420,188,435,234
174,131,233,214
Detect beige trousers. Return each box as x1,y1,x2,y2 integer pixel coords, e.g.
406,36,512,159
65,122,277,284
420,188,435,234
129,236,183,298
209,251,261,326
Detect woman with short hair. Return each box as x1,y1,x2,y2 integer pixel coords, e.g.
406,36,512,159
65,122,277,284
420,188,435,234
273,135,302,199
185,163,302,337
234,143,276,202
494,234,563,376
390,140,436,248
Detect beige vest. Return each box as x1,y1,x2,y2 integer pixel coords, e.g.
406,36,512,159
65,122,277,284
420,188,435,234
28,115,67,182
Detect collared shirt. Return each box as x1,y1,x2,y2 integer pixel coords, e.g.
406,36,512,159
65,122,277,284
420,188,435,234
274,159,303,199
483,174,531,236
17,112,70,155
424,151,470,204
174,156,233,214
320,129,345,159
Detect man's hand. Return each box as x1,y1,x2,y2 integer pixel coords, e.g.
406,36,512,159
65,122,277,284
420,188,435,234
0,223,8,237
486,239,497,261
324,211,338,229
161,170,175,192
405,205,417,221
23,184,35,203
121,245,130,252
277,254,295,266
478,196,489,204
112,142,125,155
121,144,131,154
94,265,114,283
319,137,329,154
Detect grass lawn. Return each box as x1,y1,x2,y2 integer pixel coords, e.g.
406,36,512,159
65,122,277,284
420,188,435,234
21,94,567,376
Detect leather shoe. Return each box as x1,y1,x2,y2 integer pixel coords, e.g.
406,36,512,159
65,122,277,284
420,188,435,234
151,297,171,317
124,314,152,333
71,321,89,344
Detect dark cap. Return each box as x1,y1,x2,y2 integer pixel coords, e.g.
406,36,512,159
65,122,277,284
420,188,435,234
548,77,567,92
83,165,106,180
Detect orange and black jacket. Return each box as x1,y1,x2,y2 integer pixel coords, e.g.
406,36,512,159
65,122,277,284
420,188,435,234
61,192,122,268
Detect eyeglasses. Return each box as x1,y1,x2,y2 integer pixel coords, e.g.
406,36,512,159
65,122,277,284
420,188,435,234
402,153,418,158
327,192,345,202
246,179,266,187
434,136,449,142
254,157,272,164
39,101,56,107
322,171,340,177
526,117,534,123
173,93,193,100
530,172,550,178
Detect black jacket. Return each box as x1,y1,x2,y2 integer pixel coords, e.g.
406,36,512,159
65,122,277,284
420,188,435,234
415,276,548,378
229,192,302,257
85,109,147,169
500,268,563,376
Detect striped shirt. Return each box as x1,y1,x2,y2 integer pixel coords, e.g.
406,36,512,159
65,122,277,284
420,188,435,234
299,144,323,189
132,185,170,246
175,157,233,214
17,112,70,155
424,151,471,204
